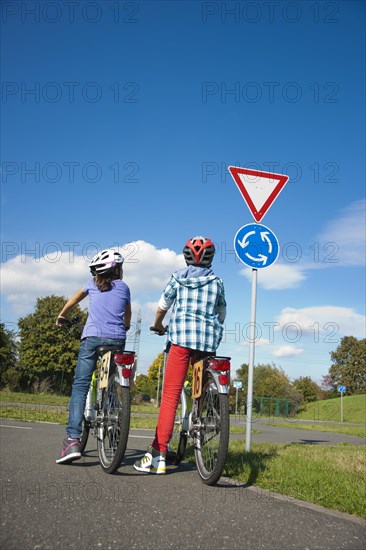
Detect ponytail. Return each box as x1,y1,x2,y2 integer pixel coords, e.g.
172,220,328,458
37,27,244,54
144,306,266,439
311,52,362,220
94,265,122,292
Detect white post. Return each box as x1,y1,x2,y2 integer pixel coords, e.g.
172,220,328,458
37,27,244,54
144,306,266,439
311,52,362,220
245,268,258,452
235,387,238,415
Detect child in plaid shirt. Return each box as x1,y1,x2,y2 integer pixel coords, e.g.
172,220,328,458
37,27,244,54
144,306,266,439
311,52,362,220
134,237,226,474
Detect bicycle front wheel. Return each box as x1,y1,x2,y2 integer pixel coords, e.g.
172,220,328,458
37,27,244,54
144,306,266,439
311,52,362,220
97,376,131,474
194,371,230,485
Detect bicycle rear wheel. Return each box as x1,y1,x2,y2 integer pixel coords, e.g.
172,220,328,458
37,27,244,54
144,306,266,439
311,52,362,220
168,395,187,465
194,370,229,485
97,376,131,474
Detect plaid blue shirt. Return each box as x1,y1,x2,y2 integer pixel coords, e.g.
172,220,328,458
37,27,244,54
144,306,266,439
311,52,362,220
158,268,226,352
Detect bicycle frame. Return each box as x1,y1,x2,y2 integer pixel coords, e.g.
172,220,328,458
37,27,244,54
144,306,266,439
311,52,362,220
84,348,136,419
80,348,136,473
84,370,98,421
182,356,231,434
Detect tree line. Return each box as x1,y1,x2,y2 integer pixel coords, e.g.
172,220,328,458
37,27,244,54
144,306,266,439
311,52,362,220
0,296,365,408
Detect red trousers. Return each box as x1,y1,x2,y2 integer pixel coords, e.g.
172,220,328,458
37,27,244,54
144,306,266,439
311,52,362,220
152,344,192,453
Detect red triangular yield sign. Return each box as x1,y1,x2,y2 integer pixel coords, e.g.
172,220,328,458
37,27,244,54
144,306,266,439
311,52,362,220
228,166,289,222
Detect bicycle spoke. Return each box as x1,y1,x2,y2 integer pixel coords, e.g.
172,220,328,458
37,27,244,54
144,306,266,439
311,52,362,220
97,377,131,473
194,372,229,485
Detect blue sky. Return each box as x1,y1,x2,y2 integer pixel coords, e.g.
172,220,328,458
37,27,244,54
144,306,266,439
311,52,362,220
1,0,365,383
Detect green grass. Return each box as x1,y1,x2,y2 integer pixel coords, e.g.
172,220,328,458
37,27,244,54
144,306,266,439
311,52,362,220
130,416,157,429
131,403,159,414
0,390,160,413
186,441,366,518
2,391,364,424
295,394,366,424
0,403,260,434
0,390,69,406
265,422,365,438
0,404,68,424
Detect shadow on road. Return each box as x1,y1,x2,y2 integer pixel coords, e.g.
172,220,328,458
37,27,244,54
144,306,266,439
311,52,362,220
297,439,329,444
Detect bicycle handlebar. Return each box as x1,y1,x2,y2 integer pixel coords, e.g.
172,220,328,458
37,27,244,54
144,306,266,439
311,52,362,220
149,326,168,336
57,316,80,328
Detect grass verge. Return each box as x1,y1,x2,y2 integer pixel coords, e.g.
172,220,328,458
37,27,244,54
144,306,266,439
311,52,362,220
0,405,259,434
265,422,365,438
186,441,366,518
0,390,69,406
0,391,160,415
0,404,68,424
295,394,366,423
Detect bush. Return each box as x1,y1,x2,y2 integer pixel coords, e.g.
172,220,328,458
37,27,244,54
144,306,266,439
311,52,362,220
2,367,22,392
32,377,53,395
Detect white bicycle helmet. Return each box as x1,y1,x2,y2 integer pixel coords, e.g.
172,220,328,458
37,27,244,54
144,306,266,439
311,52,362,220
89,249,124,276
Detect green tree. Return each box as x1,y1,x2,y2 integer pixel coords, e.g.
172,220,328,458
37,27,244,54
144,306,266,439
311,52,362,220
0,323,18,373
18,295,87,394
293,376,321,403
234,363,249,395
0,323,19,388
253,364,293,398
320,373,338,399
147,352,164,392
234,362,302,414
134,373,154,397
235,362,294,398
131,373,156,398
328,336,366,394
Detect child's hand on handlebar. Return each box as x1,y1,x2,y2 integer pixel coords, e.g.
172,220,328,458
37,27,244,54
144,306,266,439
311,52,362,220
56,316,71,328
150,324,168,336
56,316,80,328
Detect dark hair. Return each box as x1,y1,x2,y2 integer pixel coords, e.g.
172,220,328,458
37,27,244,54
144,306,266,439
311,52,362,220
94,265,122,292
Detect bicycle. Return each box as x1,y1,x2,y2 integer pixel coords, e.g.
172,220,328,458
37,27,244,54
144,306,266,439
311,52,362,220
152,328,231,485
59,317,136,474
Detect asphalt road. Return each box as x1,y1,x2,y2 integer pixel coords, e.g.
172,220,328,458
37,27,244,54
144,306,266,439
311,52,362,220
0,420,365,550
230,417,366,445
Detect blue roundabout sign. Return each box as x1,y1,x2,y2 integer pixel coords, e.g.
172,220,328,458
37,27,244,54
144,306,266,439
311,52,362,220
234,223,280,269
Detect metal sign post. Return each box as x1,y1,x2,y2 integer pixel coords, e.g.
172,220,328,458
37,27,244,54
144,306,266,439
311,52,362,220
229,165,290,453
338,385,346,422
233,380,242,416
341,392,343,423
233,225,279,452
245,268,257,451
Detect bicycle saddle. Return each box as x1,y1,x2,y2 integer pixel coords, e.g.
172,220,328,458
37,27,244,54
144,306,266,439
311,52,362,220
96,345,125,356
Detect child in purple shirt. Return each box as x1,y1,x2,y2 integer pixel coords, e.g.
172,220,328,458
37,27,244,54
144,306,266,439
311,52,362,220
56,249,131,464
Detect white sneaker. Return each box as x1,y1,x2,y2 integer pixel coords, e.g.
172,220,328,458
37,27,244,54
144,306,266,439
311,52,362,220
134,446,166,475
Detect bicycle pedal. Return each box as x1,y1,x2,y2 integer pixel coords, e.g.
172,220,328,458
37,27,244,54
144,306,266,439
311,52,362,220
166,451,177,465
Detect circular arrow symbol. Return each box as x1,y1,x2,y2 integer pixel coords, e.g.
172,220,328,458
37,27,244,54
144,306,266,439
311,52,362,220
234,223,279,269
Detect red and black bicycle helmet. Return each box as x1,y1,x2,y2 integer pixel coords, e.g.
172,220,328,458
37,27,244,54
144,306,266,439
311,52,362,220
183,236,215,267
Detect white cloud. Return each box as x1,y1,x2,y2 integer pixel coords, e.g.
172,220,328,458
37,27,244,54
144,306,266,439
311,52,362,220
276,306,366,339
240,263,306,290
314,199,365,267
273,346,304,358
123,240,185,294
1,241,185,316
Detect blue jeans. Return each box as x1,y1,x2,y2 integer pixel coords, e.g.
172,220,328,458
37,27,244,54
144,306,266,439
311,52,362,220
67,337,125,438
